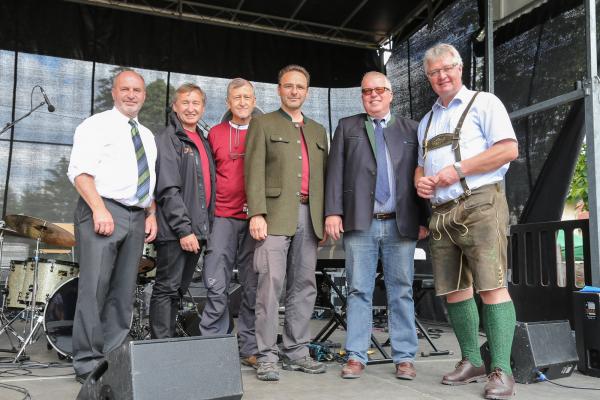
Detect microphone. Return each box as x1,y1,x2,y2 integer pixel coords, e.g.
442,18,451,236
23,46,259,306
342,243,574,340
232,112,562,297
39,87,56,112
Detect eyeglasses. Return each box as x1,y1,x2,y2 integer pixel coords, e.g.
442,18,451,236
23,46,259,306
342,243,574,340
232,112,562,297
361,87,391,96
426,63,459,78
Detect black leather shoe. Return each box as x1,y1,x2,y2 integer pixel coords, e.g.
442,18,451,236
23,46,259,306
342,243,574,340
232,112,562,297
484,368,515,399
76,372,90,384
442,358,487,385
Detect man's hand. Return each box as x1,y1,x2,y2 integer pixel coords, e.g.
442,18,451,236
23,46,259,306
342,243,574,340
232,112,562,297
415,175,438,199
249,215,268,241
325,215,344,241
418,225,429,240
435,165,460,187
93,207,114,236
180,233,200,253
144,214,157,243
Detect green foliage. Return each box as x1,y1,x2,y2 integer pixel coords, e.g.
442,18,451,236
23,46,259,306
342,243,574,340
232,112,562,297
93,66,175,134
17,156,78,222
567,143,588,209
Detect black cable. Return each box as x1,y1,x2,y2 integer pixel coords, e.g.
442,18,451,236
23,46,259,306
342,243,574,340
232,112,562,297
536,371,600,391
0,382,31,400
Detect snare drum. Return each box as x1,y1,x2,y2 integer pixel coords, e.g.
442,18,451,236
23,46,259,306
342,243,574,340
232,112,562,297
5,260,28,309
18,259,79,305
44,276,78,357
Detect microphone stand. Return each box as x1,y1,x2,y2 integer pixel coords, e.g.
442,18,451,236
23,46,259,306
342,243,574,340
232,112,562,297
0,102,48,136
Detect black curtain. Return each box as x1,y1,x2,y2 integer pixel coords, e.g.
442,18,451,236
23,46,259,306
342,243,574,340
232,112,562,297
0,0,380,87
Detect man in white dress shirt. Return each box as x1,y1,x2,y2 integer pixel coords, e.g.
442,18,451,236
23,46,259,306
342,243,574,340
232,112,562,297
67,70,158,383
414,43,518,399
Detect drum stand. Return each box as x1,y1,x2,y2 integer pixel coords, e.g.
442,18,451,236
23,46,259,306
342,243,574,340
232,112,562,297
0,225,26,352
13,235,45,362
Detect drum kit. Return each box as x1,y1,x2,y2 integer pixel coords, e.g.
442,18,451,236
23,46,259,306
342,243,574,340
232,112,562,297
0,214,158,362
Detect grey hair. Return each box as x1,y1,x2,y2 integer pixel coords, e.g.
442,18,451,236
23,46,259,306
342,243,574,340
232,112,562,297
227,78,255,98
423,43,463,70
361,71,392,89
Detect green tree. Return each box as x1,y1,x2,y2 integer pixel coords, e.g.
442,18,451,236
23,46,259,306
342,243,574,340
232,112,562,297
94,67,174,134
18,156,78,222
567,144,588,209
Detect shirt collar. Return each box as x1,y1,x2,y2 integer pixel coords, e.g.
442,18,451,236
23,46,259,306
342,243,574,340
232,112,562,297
278,108,305,125
229,120,249,130
367,111,391,125
432,85,472,110
112,107,139,124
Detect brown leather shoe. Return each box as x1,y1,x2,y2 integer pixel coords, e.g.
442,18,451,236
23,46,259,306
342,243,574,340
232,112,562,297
341,359,365,379
442,358,487,385
395,361,416,380
241,355,258,369
484,368,516,400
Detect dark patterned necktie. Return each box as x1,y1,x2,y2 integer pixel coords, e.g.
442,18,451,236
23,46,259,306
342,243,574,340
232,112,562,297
129,119,150,204
374,119,391,204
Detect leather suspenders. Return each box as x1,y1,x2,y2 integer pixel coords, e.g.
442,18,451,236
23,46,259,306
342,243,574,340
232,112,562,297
422,91,480,195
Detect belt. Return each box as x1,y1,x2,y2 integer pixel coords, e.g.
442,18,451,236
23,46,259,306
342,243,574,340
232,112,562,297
373,212,395,220
431,182,502,210
104,197,144,212
299,194,309,204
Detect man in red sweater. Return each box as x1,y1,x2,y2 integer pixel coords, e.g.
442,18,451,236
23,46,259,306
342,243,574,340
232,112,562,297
199,78,258,367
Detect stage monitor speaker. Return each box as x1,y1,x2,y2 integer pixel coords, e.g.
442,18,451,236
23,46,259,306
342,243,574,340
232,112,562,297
77,335,242,400
573,291,600,377
480,320,578,384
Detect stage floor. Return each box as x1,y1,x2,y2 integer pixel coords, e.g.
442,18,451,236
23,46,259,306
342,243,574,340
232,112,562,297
0,316,599,400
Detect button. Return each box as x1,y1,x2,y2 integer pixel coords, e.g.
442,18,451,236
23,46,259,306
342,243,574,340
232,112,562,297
279,137,283,140
297,173,302,178
370,191,374,195
201,205,205,209
294,123,300,128
297,140,301,144
298,156,302,159
371,171,375,176
296,192,300,196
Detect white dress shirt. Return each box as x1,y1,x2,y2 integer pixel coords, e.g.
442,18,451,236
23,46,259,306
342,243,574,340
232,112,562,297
68,107,157,208
417,86,516,204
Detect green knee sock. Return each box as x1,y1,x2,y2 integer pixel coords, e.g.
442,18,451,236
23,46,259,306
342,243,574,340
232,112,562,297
483,301,516,375
446,298,483,367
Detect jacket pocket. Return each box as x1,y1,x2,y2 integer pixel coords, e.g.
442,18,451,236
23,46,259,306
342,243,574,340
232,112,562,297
270,134,290,143
316,142,326,151
266,187,281,197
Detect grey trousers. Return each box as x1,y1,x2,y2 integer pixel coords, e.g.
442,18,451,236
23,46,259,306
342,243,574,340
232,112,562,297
253,203,318,363
199,217,258,357
149,240,201,338
72,198,145,375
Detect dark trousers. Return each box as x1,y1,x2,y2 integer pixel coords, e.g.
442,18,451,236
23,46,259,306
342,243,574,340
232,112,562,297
199,217,258,357
149,240,201,338
72,198,145,375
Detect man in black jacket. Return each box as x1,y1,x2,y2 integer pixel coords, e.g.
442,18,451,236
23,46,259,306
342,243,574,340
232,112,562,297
149,83,216,338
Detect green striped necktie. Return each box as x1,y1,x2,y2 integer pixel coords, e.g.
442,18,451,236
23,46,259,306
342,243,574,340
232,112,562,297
129,119,150,204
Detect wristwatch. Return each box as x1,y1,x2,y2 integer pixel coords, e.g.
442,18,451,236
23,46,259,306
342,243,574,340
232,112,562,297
453,162,465,179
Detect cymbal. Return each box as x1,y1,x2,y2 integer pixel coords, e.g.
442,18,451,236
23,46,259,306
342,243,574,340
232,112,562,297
4,215,76,247
0,225,26,238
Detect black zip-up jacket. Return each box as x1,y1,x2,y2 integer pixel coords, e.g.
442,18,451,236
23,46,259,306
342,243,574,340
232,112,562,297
154,112,216,242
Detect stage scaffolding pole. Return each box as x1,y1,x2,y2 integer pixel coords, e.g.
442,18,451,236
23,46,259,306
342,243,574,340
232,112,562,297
584,0,600,286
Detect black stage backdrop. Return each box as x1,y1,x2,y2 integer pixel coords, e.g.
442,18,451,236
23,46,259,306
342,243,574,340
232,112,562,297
0,0,380,88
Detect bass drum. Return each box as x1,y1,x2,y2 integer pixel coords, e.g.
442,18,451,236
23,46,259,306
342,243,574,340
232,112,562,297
44,277,78,358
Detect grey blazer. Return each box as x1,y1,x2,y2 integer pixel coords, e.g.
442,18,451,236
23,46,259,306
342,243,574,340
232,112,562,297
325,113,428,239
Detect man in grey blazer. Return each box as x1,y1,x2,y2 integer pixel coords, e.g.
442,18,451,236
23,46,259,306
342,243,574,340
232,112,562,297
325,71,428,380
